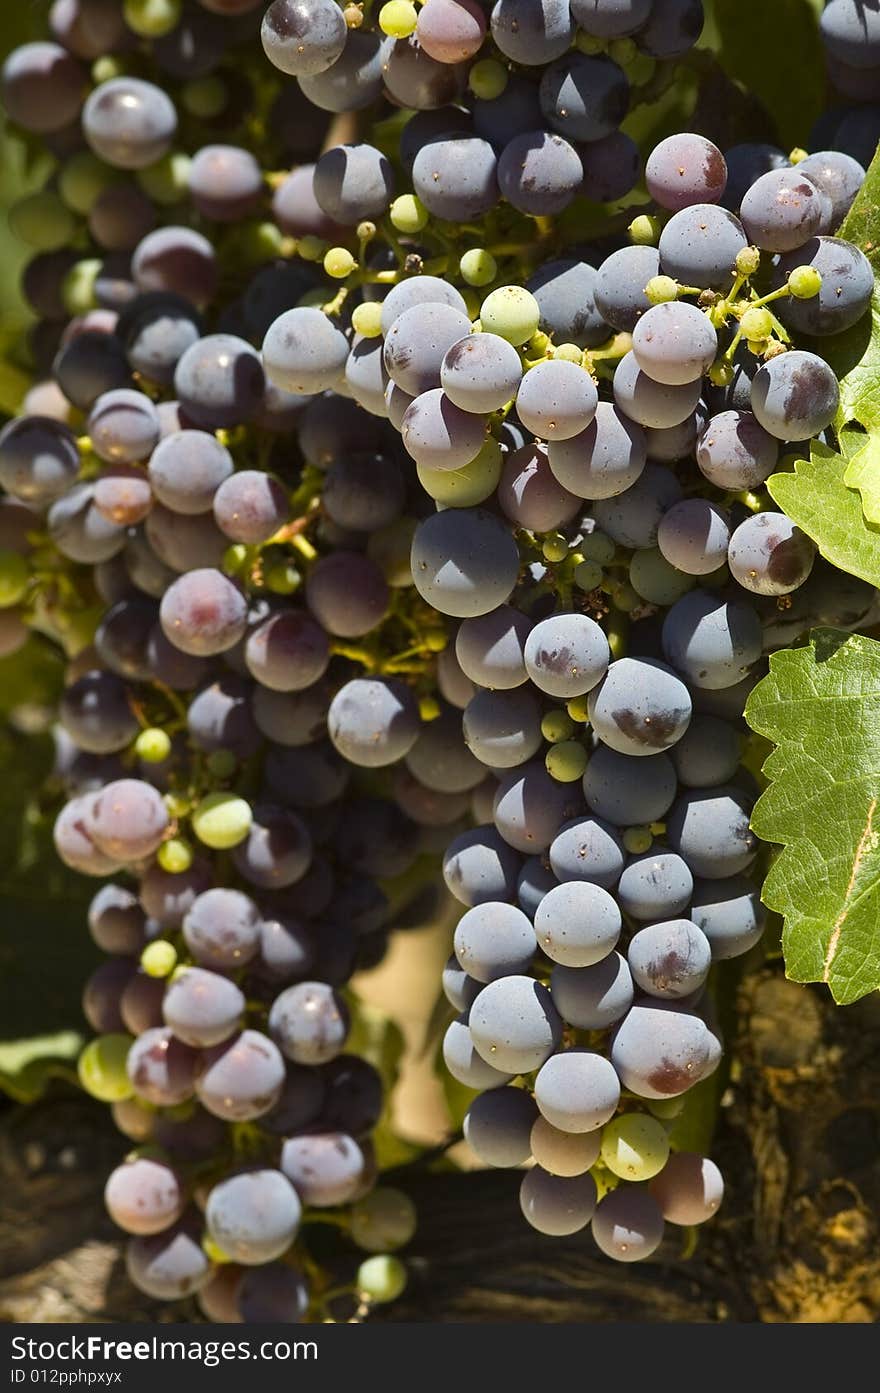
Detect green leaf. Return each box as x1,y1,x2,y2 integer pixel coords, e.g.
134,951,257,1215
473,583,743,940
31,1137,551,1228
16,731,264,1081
843,431,880,523
745,629,880,1004
821,145,880,436
709,0,825,149
768,439,880,586
0,1031,82,1103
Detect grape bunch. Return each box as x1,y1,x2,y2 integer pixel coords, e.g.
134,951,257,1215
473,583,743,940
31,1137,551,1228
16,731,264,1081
0,0,877,1317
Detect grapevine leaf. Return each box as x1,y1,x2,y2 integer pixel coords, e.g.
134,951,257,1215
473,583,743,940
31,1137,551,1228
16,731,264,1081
843,431,880,523
745,629,880,1004
0,1032,82,1104
767,440,880,586
710,0,825,149
821,143,880,436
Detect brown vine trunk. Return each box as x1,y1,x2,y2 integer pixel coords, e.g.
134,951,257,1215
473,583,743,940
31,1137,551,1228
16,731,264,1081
1,969,878,1324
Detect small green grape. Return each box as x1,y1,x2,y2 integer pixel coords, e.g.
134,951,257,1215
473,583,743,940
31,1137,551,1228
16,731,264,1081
78,1034,134,1102
135,728,172,764
629,214,662,247
566,695,591,723
358,1255,407,1304
182,76,227,118
575,31,605,54
708,358,735,387
141,940,178,978
541,710,575,743
629,548,694,606
623,826,653,855
222,543,249,577
460,249,498,287
136,152,192,205
59,152,116,215
419,694,441,721
206,750,237,779
9,191,76,252
645,275,679,306
417,438,502,507
164,792,190,821
788,146,808,165
546,740,588,782
379,0,418,36
202,1236,232,1265
239,221,284,265
63,259,101,315
158,838,193,874
324,246,356,279
264,562,301,595
297,235,326,261
581,531,616,565
468,58,508,100
787,265,822,299
601,1113,670,1181
192,792,253,849
390,194,428,233
0,550,29,608
647,1096,685,1120
423,629,447,653
542,533,569,563
356,221,376,243
553,343,583,363
480,286,540,345
92,55,125,83
608,36,637,63
610,581,639,612
574,559,603,592
123,0,182,37
351,1189,417,1253
735,245,761,277
739,306,773,341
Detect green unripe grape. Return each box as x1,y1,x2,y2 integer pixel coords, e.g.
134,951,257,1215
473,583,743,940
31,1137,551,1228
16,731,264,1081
574,559,603,592
460,249,498,287
468,58,508,100
137,152,192,206
324,246,356,279
629,214,661,246
566,695,591,723
416,438,502,507
629,548,694,606
358,1255,407,1304
141,940,178,978
222,544,249,577
78,1034,134,1102
206,749,238,779
379,0,418,36
202,1236,232,1264
92,56,125,84
9,191,76,252
788,146,808,165
424,629,447,653
350,1189,417,1253
528,330,551,355
63,259,101,316
708,358,735,387
787,265,822,299
59,152,116,214
351,303,382,339
480,286,539,345
735,245,761,277
575,31,605,54
419,694,441,721
134,728,172,764
581,531,616,565
601,1113,670,1181
553,343,583,363
623,826,653,855
546,740,588,782
542,533,569,563
123,0,182,36
645,275,679,306
356,221,376,243
390,193,428,233
739,306,773,341
608,36,637,64
264,562,301,594
624,50,655,83
610,581,639,613
647,1096,685,1120
164,792,190,820
0,550,29,608
541,709,575,743
297,235,326,262
182,76,227,119
239,221,284,265
158,837,193,874
192,792,253,849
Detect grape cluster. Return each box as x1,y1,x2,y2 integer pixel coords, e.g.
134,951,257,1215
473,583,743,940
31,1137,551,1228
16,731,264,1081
0,0,876,1316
